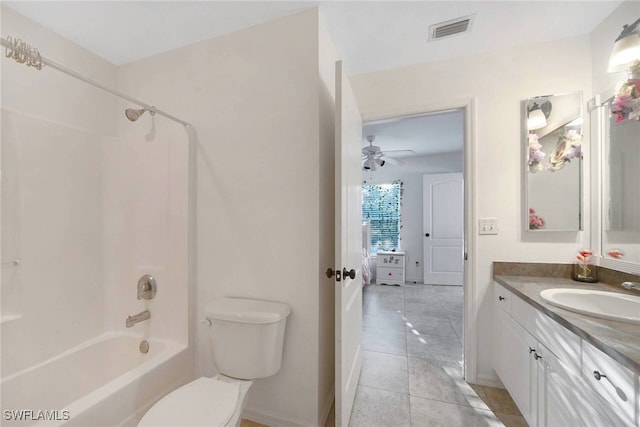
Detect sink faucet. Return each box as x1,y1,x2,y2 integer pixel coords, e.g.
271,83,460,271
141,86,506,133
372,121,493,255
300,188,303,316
126,310,150,328
621,282,640,292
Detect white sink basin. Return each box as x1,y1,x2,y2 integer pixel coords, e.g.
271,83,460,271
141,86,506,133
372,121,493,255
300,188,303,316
540,288,640,324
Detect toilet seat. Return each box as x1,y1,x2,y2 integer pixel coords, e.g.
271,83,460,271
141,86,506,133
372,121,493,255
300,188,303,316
138,377,240,427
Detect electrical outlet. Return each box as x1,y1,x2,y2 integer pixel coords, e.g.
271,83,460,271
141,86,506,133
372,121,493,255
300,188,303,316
479,218,498,235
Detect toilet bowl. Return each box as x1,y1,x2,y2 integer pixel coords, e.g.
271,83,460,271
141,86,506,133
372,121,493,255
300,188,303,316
138,375,252,427
137,297,290,427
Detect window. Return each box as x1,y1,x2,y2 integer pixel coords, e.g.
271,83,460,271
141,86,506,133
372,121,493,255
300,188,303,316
362,182,402,254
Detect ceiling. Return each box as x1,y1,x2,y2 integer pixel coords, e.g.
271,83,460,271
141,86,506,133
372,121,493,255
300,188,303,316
3,1,623,161
3,1,622,76
363,110,464,158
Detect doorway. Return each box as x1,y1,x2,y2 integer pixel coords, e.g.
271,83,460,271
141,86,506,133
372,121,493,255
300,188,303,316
352,108,473,424
361,109,465,288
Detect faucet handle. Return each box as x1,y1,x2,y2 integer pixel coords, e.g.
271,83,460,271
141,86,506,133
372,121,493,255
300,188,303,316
622,281,640,291
137,274,157,300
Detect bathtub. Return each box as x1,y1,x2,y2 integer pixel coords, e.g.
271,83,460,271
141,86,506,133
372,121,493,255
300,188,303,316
1,332,191,427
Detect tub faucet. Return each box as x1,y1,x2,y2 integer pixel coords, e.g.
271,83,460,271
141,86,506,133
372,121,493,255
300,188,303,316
621,282,640,292
126,310,150,328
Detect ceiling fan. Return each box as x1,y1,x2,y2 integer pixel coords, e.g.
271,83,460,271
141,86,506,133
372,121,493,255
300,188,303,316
362,135,415,171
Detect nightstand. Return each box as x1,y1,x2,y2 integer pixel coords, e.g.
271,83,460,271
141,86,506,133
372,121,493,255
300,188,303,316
376,251,405,285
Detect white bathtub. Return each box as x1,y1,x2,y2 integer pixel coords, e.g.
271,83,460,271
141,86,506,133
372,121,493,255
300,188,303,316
1,332,191,427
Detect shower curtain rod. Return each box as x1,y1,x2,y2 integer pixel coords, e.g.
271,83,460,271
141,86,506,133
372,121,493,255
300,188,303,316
1,36,191,127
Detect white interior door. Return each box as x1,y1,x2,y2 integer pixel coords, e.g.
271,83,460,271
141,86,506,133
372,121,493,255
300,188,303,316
423,173,464,285
335,60,363,427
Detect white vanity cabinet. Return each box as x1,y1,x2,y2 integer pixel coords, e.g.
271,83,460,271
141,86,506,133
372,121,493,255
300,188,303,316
492,281,638,427
493,283,538,426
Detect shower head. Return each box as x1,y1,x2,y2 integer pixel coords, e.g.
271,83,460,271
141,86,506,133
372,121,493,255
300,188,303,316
125,108,147,122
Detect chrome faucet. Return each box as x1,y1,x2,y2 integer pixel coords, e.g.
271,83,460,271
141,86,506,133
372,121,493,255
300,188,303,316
621,282,640,292
126,310,150,328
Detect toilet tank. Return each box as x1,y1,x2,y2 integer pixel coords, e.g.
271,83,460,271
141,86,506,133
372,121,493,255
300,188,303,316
205,297,291,380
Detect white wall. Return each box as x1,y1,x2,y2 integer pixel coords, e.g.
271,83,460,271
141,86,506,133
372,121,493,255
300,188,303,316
117,9,335,426
351,35,593,385
363,151,463,282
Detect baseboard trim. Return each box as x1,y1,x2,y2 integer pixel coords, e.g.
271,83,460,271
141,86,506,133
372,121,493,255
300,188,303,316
472,371,504,388
242,408,313,427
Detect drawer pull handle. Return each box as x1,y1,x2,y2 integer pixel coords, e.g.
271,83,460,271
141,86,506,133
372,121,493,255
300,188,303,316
592,371,628,401
593,370,607,381
498,296,505,301
529,347,535,353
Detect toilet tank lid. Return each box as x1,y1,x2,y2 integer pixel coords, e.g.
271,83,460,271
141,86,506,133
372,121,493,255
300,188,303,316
206,297,291,324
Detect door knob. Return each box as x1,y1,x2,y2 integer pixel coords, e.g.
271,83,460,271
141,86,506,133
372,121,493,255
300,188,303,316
325,268,335,278
342,268,356,280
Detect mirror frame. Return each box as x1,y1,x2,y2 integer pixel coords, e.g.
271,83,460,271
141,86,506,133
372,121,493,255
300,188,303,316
523,91,584,233
591,89,640,275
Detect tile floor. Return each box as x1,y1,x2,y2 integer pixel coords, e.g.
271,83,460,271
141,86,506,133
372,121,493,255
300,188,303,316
242,282,526,427
349,282,527,427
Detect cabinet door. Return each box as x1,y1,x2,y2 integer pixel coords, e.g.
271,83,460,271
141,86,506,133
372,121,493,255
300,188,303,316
494,308,538,427
540,344,627,427
540,344,583,427
582,341,637,426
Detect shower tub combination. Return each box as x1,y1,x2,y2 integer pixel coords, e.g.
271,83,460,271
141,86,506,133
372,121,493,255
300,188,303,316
1,333,190,427
1,35,193,427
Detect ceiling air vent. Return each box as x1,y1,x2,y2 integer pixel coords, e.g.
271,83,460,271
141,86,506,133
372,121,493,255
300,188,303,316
429,14,475,41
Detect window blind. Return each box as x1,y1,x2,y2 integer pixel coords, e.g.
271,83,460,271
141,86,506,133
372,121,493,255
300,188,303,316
362,182,402,254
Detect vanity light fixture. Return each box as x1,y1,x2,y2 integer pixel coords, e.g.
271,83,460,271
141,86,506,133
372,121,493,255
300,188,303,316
527,101,552,130
608,17,640,72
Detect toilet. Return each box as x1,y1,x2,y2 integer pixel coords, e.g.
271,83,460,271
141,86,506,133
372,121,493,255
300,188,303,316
138,297,291,427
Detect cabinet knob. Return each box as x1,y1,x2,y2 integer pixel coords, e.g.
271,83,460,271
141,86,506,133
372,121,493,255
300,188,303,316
498,296,505,301
593,370,607,381
529,347,535,353
425,233,430,237
534,352,542,361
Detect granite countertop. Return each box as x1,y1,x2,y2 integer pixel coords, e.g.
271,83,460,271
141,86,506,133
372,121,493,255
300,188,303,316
493,273,640,374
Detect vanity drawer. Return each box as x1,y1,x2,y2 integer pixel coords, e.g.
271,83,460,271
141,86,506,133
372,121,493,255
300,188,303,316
494,282,512,315
534,310,581,368
582,341,637,426
511,294,535,332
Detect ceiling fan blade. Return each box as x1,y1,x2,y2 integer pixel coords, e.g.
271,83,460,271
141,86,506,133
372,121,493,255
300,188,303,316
380,155,403,166
382,149,415,156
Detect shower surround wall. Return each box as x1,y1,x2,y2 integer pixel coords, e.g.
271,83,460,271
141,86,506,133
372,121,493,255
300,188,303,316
1,7,116,375
1,4,189,386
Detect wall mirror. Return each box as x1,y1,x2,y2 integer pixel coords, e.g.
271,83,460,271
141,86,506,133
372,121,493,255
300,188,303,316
524,92,583,231
599,94,640,265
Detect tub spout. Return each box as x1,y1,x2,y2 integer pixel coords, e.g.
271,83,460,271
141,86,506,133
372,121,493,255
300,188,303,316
126,310,150,328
